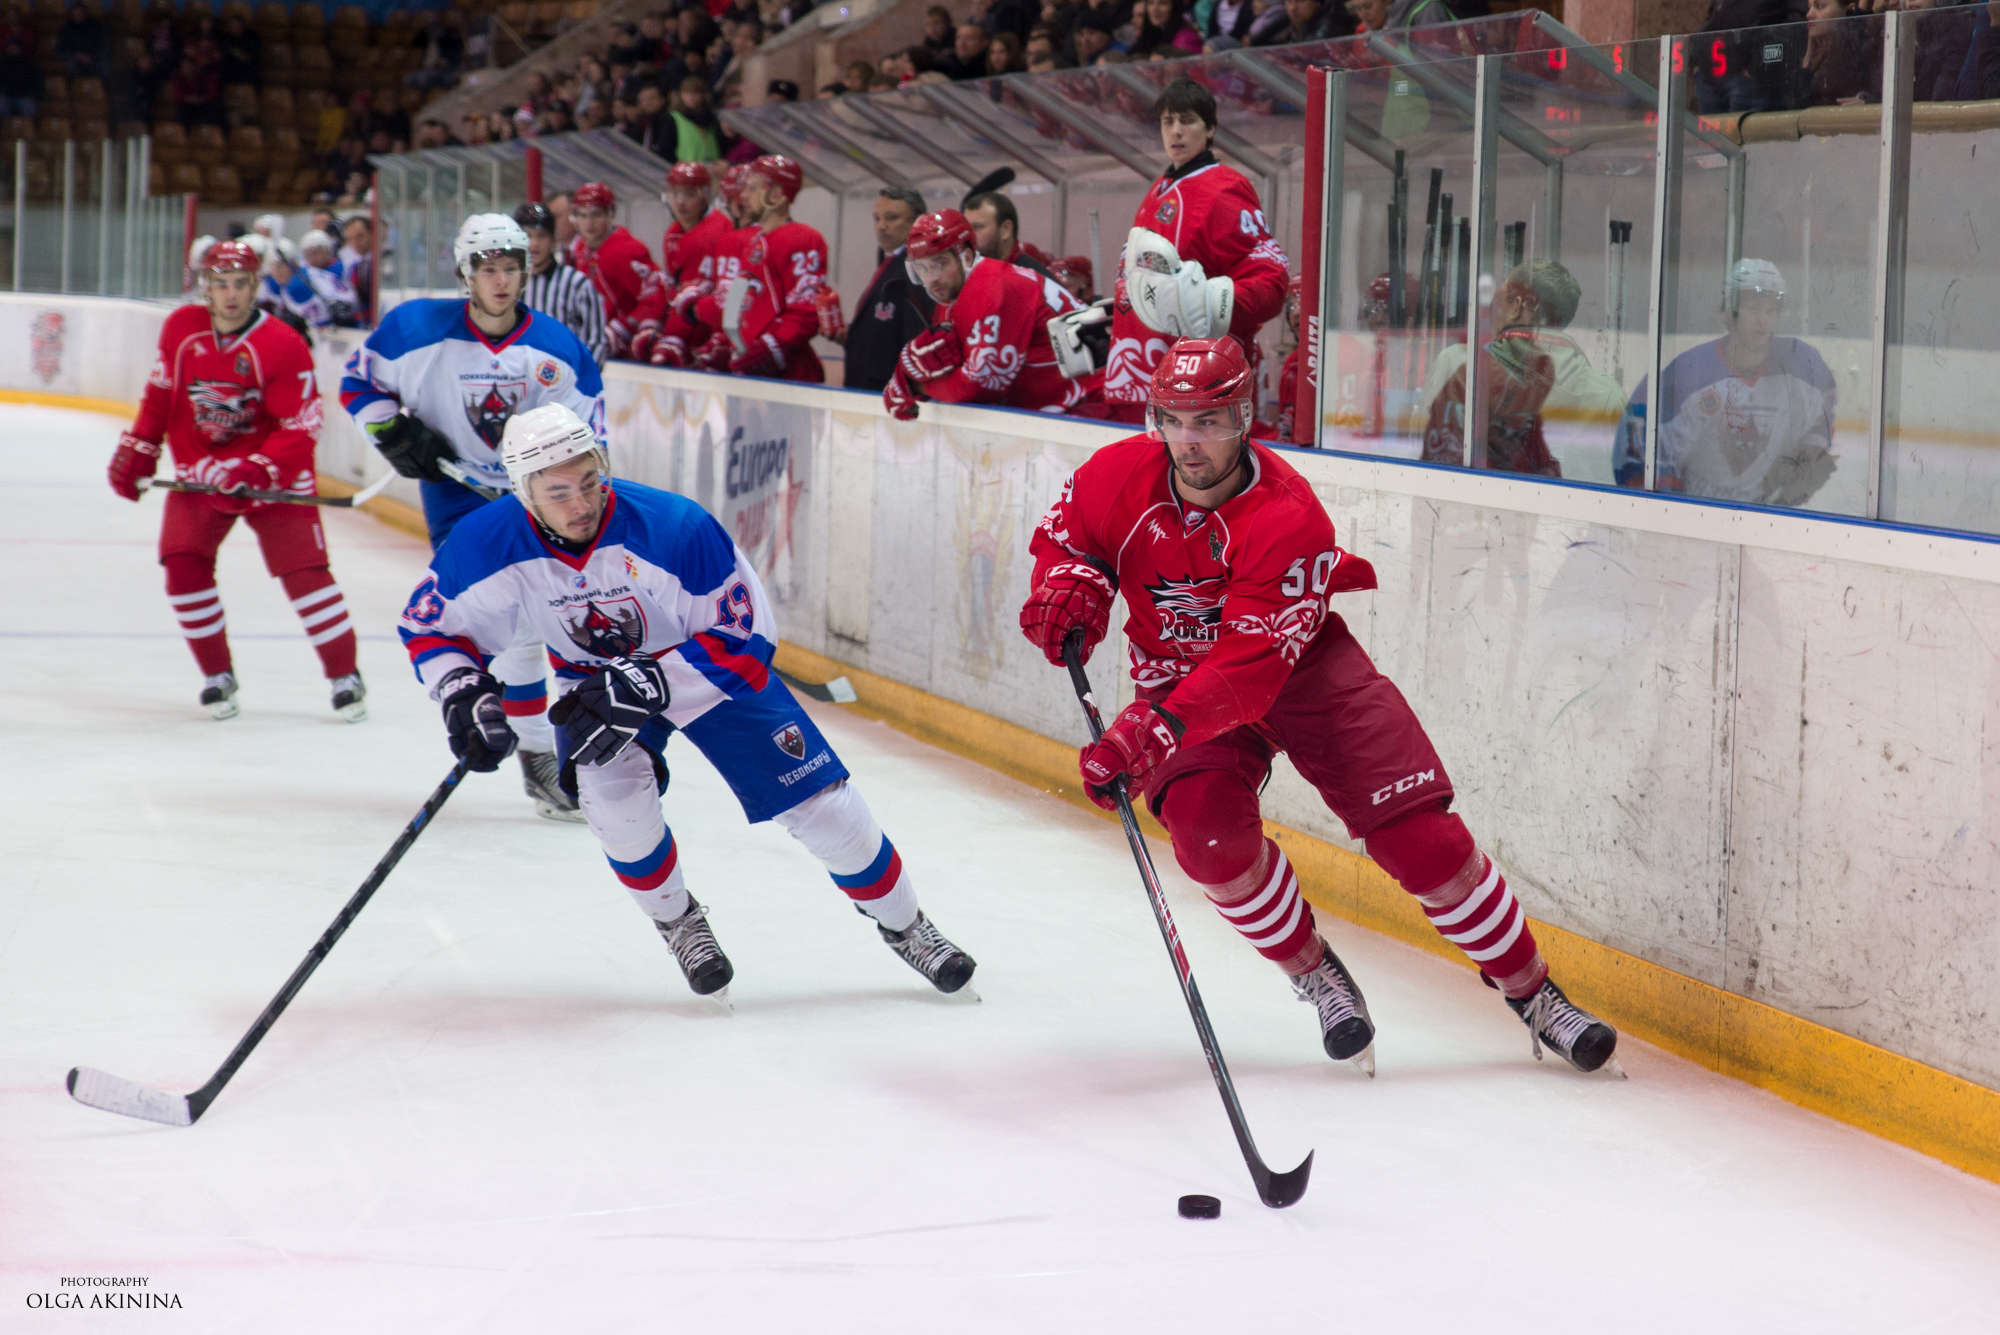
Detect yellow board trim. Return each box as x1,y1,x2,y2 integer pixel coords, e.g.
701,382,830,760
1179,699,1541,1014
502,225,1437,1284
773,640,2000,1187
314,473,429,542
0,387,139,417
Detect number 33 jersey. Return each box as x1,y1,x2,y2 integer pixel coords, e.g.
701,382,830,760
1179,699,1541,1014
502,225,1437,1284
1028,434,1377,748
400,479,776,729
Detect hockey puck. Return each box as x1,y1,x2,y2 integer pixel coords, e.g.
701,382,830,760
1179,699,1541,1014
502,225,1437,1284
1177,1194,1221,1220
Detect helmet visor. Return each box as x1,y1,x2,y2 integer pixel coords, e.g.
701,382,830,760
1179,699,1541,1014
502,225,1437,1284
906,250,964,294
1148,403,1248,444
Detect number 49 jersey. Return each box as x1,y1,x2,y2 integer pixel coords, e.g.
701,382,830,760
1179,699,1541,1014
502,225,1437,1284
1028,433,1377,748
399,479,776,728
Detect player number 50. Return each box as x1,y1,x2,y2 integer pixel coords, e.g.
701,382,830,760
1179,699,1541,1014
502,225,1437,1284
1280,551,1338,598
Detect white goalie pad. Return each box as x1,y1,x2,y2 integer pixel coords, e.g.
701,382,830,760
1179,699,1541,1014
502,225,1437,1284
1048,299,1113,379
1122,228,1236,339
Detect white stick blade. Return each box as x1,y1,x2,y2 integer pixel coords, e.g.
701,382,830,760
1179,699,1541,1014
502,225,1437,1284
349,470,396,505
825,676,858,704
66,1067,194,1126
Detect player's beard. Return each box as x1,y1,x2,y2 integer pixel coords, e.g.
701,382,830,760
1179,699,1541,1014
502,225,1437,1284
1168,436,1246,497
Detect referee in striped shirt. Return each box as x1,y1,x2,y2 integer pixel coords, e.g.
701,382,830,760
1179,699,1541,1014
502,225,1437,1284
515,202,608,366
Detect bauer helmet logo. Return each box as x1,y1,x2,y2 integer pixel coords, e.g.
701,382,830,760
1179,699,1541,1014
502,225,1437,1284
773,723,807,760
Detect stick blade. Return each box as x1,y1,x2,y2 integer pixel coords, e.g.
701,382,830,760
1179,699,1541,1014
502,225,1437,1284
823,675,857,704
66,1066,194,1127
1252,1148,1313,1209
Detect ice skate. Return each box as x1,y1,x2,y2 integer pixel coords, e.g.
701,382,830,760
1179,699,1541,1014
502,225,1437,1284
875,909,977,996
199,671,239,720
1291,938,1376,1074
330,672,368,722
656,897,734,1005
1508,977,1622,1075
520,749,585,823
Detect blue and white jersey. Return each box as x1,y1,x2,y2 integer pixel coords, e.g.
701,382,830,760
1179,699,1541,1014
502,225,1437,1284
341,298,606,493
262,269,329,328
1615,337,1837,503
399,479,776,730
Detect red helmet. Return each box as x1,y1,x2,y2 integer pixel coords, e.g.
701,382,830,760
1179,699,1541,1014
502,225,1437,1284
1287,271,1304,296
573,181,615,212
1053,254,1093,285
203,240,261,273
1147,337,1254,442
906,210,974,260
747,154,802,202
666,161,711,190
720,163,749,201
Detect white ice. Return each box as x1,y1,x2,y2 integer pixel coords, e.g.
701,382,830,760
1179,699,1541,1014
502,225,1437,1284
5,404,2000,1332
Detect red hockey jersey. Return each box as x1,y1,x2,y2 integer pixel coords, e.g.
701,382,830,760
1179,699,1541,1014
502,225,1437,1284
633,207,739,330
925,256,1088,413
734,219,828,383
1029,434,1375,746
1104,156,1290,406
131,305,324,497
567,226,659,325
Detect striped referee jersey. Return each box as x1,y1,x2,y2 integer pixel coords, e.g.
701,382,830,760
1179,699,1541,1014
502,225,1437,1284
526,259,608,367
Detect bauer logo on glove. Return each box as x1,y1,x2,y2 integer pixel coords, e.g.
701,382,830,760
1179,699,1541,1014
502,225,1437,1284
1122,229,1235,340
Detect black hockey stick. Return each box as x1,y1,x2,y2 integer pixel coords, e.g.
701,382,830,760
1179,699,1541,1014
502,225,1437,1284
1061,630,1313,1209
66,760,472,1126
774,666,857,704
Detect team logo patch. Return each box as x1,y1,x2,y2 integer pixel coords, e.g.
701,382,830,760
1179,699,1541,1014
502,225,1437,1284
1699,388,1722,414
561,596,645,658
874,302,896,321
1145,573,1227,646
1209,529,1224,562
188,378,263,441
773,723,807,760
536,359,560,387
573,574,588,589
624,552,641,580
464,381,526,448
234,351,252,377
1154,197,1178,227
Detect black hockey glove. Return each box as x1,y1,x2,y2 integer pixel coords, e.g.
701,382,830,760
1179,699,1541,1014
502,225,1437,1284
371,411,459,485
549,655,670,768
438,668,518,772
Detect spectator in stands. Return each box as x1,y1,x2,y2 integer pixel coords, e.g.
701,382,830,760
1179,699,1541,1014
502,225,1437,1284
0,33,39,117
606,19,647,66
1127,0,1203,56
972,0,1035,42
1069,11,1116,64
414,118,452,149
710,19,763,97
636,11,673,62
580,100,613,129
55,3,106,81
1802,0,1878,107
1254,0,1355,47
879,47,916,84
844,57,879,91
940,21,991,78
420,11,465,76
173,18,223,129
1203,0,1261,49
662,10,719,88
630,79,676,155
963,191,1058,280
460,111,491,145
575,55,609,120
921,5,957,61
540,100,575,134
840,186,936,392
1024,27,1060,69
673,75,723,159
768,78,800,101
218,12,260,90
134,14,179,115
524,71,555,115
986,32,1025,74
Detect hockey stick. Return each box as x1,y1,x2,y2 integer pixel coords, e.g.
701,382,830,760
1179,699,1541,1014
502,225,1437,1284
139,470,397,508
774,666,857,704
1061,630,1313,1209
66,760,472,1127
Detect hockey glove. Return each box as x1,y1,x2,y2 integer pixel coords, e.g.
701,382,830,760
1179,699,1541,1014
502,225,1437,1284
814,285,847,343
370,411,459,485
629,323,660,363
605,317,634,359
438,668,518,773
898,324,960,382
729,332,786,378
672,279,712,322
1019,560,1116,666
107,431,161,501
550,654,671,768
1078,701,1185,811
191,453,282,514
693,330,733,371
650,334,688,368
883,365,923,421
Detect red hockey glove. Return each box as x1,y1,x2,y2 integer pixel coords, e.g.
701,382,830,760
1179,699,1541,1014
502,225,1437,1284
899,323,960,382
814,285,847,343
730,332,786,378
1019,560,1116,666
191,453,281,514
629,322,660,363
672,279,712,321
649,334,687,368
107,431,161,501
605,317,633,359
1079,701,1185,811
693,330,732,370
883,365,922,421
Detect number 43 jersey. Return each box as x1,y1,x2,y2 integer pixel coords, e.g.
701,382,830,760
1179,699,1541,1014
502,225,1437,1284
400,479,776,729
1028,434,1378,749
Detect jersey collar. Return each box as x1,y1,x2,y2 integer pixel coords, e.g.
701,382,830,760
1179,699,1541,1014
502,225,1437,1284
1164,439,1261,523
463,305,533,354
528,486,619,572
211,308,263,352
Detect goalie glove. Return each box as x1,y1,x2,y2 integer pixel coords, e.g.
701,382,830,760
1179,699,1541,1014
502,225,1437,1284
1122,227,1236,338
550,654,671,768
369,411,459,484
899,323,960,382
438,668,518,773
1047,299,1113,379
107,431,161,501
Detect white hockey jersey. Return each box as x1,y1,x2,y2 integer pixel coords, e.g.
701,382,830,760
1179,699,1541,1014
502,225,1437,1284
341,298,606,492
399,479,776,729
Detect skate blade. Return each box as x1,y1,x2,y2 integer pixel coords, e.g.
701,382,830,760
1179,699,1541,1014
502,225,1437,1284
531,799,589,824
334,702,368,723
1349,1044,1376,1078
703,986,734,1012
1598,1055,1628,1080
208,699,240,721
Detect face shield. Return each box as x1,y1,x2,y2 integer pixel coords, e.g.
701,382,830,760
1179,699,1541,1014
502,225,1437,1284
906,248,970,300
1148,402,1250,444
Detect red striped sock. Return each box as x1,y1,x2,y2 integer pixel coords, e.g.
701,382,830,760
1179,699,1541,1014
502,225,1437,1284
1415,851,1547,999
1203,839,1322,975
281,567,357,678
164,556,231,676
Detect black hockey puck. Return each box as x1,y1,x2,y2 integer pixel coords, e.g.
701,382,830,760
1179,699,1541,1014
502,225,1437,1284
1177,1194,1221,1220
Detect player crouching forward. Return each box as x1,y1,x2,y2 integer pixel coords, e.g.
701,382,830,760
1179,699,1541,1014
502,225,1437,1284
1020,338,1619,1075
885,209,1092,421
399,403,977,1002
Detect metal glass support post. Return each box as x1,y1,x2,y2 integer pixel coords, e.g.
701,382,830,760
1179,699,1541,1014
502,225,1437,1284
1054,179,1067,259
454,164,465,236
60,139,74,294
1463,55,1501,470
1869,9,1913,523
1644,36,1687,493
11,139,23,293
97,138,111,295
1307,72,1347,449
425,164,436,293
123,139,139,297
489,159,501,211
1724,153,1745,272
1542,160,1563,261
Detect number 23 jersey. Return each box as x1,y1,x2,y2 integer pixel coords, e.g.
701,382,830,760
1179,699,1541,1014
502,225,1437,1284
400,479,776,730
1029,433,1376,748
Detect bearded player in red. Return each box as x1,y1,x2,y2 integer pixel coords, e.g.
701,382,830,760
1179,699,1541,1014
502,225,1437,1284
884,209,1092,420
1020,337,1620,1076
1099,77,1289,424
105,239,365,723
567,181,662,361
630,162,738,369
689,155,828,383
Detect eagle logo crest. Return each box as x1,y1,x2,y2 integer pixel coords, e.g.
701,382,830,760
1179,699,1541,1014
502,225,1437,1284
1145,573,1226,647
561,597,645,659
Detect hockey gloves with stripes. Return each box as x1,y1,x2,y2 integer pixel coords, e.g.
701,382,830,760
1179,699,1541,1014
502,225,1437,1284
551,654,671,768
629,324,660,363
107,431,161,501
438,668,519,773
190,453,282,514
605,317,634,359
370,411,459,485
1019,560,1116,665
730,332,787,378
899,323,960,382
883,365,922,421
1078,701,1184,811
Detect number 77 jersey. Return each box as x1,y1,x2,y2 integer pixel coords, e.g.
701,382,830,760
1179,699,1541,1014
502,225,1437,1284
1027,431,1377,749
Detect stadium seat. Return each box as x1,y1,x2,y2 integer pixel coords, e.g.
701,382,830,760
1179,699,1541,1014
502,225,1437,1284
112,0,144,32
259,85,292,124
76,117,108,144
70,77,105,114
180,0,214,36
289,3,325,45
265,124,301,174
228,124,264,176
288,165,323,200
294,45,331,91
36,116,70,141
204,162,242,205
255,1,288,35
189,124,226,167
0,115,34,148
262,40,292,74
115,119,148,141
167,161,202,194
40,74,68,119
375,10,412,46
221,0,254,24
148,120,187,163
223,82,257,122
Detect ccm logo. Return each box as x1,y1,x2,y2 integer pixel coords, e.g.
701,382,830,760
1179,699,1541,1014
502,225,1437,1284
1371,770,1436,805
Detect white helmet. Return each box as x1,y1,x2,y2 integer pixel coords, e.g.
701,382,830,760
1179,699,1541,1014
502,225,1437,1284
1723,257,1785,306
266,236,300,273
187,234,216,269
252,212,286,240
455,213,530,281
500,403,608,506
300,228,338,257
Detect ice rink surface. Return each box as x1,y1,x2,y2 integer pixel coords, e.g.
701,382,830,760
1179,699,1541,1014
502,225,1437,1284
5,403,2000,1333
